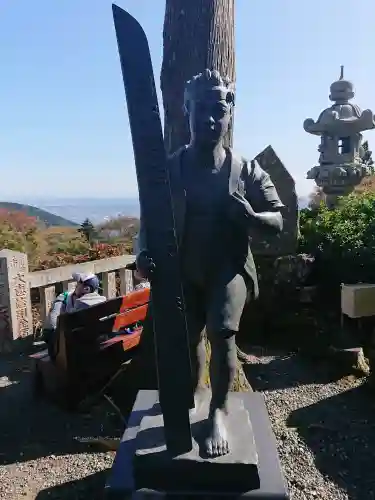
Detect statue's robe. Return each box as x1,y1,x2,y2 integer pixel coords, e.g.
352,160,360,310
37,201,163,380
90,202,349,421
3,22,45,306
129,146,284,392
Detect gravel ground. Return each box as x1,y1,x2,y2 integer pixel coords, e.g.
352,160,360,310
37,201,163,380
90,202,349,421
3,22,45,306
243,348,375,500
0,346,374,499
0,350,123,500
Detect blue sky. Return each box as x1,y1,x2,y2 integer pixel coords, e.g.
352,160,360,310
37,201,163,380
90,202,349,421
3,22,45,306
1,0,375,200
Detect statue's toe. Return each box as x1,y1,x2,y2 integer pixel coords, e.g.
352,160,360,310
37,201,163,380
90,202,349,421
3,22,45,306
218,438,228,456
206,440,213,457
204,436,229,457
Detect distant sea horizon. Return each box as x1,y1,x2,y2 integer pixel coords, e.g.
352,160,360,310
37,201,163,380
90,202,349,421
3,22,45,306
4,197,140,224
2,195,309,225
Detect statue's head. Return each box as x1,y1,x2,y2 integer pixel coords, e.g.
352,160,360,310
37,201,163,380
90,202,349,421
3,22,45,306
183,69,235,146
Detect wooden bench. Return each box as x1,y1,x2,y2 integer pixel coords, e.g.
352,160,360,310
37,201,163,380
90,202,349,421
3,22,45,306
30,288,150,410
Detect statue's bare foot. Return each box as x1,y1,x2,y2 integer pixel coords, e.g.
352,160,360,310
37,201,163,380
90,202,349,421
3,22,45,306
204,408,230,457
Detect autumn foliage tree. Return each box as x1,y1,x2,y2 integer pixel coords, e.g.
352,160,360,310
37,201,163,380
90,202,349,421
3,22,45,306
0,210,41,266
0,210,135,271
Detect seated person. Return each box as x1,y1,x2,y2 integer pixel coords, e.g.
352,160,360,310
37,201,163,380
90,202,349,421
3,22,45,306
125,261,150,290
130,234,150,291
42,271,106,355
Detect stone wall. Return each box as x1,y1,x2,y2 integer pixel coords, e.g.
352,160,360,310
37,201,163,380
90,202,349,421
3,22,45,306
237,147,314,347
239,254,317,345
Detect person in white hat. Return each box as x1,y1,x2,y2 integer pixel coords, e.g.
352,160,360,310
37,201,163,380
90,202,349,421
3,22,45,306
42,271,106,348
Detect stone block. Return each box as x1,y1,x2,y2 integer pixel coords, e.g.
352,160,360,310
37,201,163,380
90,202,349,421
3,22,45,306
62,280,76,293
39,285,57,323
134,391,259,493
0,250,33,351
119,268,134,295
252,146,298,256
105,390,289,499
103,271,117,299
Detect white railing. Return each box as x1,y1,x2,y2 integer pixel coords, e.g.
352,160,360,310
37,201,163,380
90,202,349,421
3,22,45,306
0,249,136,351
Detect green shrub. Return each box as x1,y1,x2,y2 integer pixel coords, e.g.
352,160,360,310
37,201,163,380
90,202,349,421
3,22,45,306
299,192,375,285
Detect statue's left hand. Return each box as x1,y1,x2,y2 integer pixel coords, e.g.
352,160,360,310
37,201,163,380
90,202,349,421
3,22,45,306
229,192,256,223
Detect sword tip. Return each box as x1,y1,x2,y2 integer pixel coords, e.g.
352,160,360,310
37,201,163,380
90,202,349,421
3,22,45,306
112,3,125,18
111,5,147,44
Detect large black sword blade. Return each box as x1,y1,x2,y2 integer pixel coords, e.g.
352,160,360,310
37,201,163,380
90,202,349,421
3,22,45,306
112,4,193,454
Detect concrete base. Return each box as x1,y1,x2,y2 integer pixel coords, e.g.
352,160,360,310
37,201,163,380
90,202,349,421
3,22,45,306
105,390,289,499
134,390,259,493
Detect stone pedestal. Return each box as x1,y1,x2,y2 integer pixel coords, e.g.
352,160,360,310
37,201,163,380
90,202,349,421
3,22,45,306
0,250,33,352
105,390,289,499
134,391,259,493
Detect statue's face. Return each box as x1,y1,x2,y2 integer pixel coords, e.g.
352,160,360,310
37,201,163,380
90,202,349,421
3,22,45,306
188,89,232,145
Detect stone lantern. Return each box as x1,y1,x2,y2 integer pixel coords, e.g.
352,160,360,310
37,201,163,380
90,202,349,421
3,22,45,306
304,66,375,207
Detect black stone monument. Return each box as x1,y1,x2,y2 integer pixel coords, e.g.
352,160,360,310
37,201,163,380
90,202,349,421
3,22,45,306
106,5,289,499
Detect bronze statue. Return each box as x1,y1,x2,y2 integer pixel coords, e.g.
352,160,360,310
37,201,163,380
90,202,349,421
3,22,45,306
136,69,284,457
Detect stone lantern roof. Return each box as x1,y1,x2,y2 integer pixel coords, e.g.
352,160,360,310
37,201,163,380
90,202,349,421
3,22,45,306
303,66,375,136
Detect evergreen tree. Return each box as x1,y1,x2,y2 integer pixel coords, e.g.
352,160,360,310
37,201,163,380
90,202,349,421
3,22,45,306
78,218,97,244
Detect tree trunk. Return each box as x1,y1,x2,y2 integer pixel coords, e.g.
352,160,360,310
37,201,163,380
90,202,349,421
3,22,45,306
161,0,251,392
161,0,235,153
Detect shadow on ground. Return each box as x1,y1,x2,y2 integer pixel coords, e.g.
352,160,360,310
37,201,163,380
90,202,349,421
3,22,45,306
242,348,345,393
35,470,108,500
0,349,126,466
287,383,375,500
